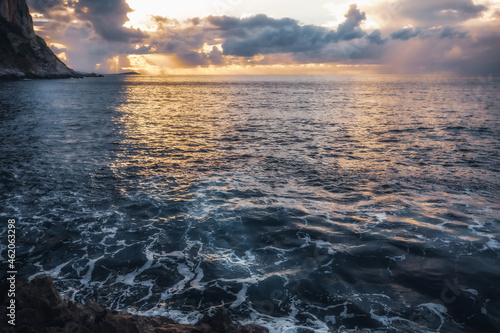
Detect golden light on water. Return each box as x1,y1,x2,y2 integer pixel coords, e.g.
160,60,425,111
112,76,231,181
108,74,487,254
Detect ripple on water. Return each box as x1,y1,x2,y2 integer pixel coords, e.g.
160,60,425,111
1,75,499,332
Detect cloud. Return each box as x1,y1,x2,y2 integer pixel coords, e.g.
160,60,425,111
439,25,469,39
73,0,146,42
391,27,421,40
136,5,386,67
29,0,146,42
396,0,487,25
366,30,387,45
27,0,63,15
27,0,499,75
384,31,500,76
207,46,224,65
335,4,366,41
218,17,328,57
49,44,66,53
200,5,373,57
391,26,469,40
27,0,150,72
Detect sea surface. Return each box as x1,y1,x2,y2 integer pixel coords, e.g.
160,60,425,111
1,75,499,332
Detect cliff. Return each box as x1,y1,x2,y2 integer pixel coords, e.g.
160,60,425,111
0,276,268,333
0,0,81,79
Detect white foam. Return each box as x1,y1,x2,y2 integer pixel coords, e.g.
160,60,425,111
161,263,195,300
49,261,69,278
135,307,203,325
369,308,411,327
116,257,154,285
484,238,500,250
324,315,336,325
190,262,205,289
415,302,447,331
375,212,387,222
137,279,155,302
230,283,249,309
81,256,103,283
28,261,69,281
464,289,479,296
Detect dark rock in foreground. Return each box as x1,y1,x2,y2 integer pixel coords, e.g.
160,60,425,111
0,276,268,333
0,0,81,79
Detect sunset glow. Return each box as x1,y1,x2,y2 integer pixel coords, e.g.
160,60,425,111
125,0,215,29
27,0,500,75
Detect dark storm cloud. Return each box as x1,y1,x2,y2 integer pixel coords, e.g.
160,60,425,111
366,30,387,45
159,6,389,67
207,46,224,65
396,0,487,25
218,18,328,57
391,26,469,41
73,0,146,42
439,26,469,39
335,3,366,41
207,5,376,57
390,27,421,40
150,17,211,54
27,0,62,14
178,51,209,66
29,0,146,42
176,46,226,66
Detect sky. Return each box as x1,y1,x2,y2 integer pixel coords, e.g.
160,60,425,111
28,0,500,75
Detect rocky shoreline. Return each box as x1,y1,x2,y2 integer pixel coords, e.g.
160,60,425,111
0,276,268,333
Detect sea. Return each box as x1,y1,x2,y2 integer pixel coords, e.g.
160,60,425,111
1,75,499,332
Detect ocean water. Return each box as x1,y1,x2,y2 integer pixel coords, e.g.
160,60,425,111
1,75,499,332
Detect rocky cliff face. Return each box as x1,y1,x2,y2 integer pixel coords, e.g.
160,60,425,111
0,0,80,79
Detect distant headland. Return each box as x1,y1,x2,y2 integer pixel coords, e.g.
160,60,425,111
111,71,141,76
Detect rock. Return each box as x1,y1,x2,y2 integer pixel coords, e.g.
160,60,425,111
0,276,269,333
0,0,82,79
0,0,36,38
